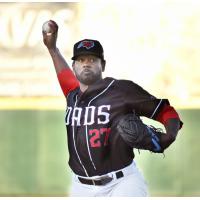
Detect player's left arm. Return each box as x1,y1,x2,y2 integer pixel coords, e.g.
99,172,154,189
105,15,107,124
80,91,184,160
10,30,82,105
121,80,183,151
155,104,182,149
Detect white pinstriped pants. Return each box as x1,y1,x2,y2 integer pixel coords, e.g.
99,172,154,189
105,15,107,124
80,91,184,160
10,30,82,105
69,160,149,197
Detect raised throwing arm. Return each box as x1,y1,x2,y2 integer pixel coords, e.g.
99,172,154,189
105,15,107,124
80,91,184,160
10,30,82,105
42,20,70,74
42,20,79,95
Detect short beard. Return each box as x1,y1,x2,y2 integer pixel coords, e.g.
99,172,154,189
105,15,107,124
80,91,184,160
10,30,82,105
75,70,102,85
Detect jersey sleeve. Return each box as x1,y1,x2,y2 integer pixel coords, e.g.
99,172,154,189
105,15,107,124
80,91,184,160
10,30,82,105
156,104,183,129
120,80,170,120
57,68,79,96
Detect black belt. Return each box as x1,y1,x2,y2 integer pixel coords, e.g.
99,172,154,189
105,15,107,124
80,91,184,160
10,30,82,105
78,171,124,186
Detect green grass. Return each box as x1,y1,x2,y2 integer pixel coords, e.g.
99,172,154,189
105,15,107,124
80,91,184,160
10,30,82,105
0,109,199,196
0,110,70,196
136,109,200,196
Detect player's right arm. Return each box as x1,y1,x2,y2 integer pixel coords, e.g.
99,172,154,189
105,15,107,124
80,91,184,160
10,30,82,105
42,20,79,96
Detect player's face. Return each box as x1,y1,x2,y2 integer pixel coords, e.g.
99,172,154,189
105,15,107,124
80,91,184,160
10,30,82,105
73,55,103,85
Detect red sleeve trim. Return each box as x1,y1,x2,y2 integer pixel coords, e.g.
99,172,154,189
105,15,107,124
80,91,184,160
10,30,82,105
57,68,79,96
156,104,182,129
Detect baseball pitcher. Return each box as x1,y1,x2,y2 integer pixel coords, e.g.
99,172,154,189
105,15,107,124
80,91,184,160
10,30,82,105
42,20,183,197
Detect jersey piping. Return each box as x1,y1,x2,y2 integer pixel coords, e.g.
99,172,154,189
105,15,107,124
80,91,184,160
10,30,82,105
72,95,89,177
85,79,115,170
150,99,163,119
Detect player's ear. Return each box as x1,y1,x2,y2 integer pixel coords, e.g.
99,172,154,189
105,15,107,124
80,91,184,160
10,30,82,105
101,60,106,72
72,60,75,70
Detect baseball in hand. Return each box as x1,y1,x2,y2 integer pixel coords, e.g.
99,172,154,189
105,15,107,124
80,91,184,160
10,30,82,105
42,20,57,35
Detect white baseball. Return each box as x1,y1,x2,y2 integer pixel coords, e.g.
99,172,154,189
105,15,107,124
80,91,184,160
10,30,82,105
42,21,53,35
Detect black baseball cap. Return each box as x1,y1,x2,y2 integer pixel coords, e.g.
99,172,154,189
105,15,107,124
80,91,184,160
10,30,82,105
71,39,104,60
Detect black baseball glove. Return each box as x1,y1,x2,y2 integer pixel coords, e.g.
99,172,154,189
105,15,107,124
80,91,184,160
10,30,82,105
116,113,165,153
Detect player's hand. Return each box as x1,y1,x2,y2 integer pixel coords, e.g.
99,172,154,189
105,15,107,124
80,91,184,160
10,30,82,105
42,20,58,50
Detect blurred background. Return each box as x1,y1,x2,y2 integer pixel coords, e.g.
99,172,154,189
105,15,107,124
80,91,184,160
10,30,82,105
0,1,199,196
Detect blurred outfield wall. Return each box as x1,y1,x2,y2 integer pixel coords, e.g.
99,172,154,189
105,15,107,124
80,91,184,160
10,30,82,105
1,1,200,106
0,1,200,196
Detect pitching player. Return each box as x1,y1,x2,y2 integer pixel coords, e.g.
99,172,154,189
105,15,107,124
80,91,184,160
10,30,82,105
42,20,183,197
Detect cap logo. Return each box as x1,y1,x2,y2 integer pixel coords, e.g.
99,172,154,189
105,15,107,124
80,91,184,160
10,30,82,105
77,41,94,49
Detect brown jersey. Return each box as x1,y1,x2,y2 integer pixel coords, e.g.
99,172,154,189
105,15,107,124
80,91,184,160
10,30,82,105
65,77,169,176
